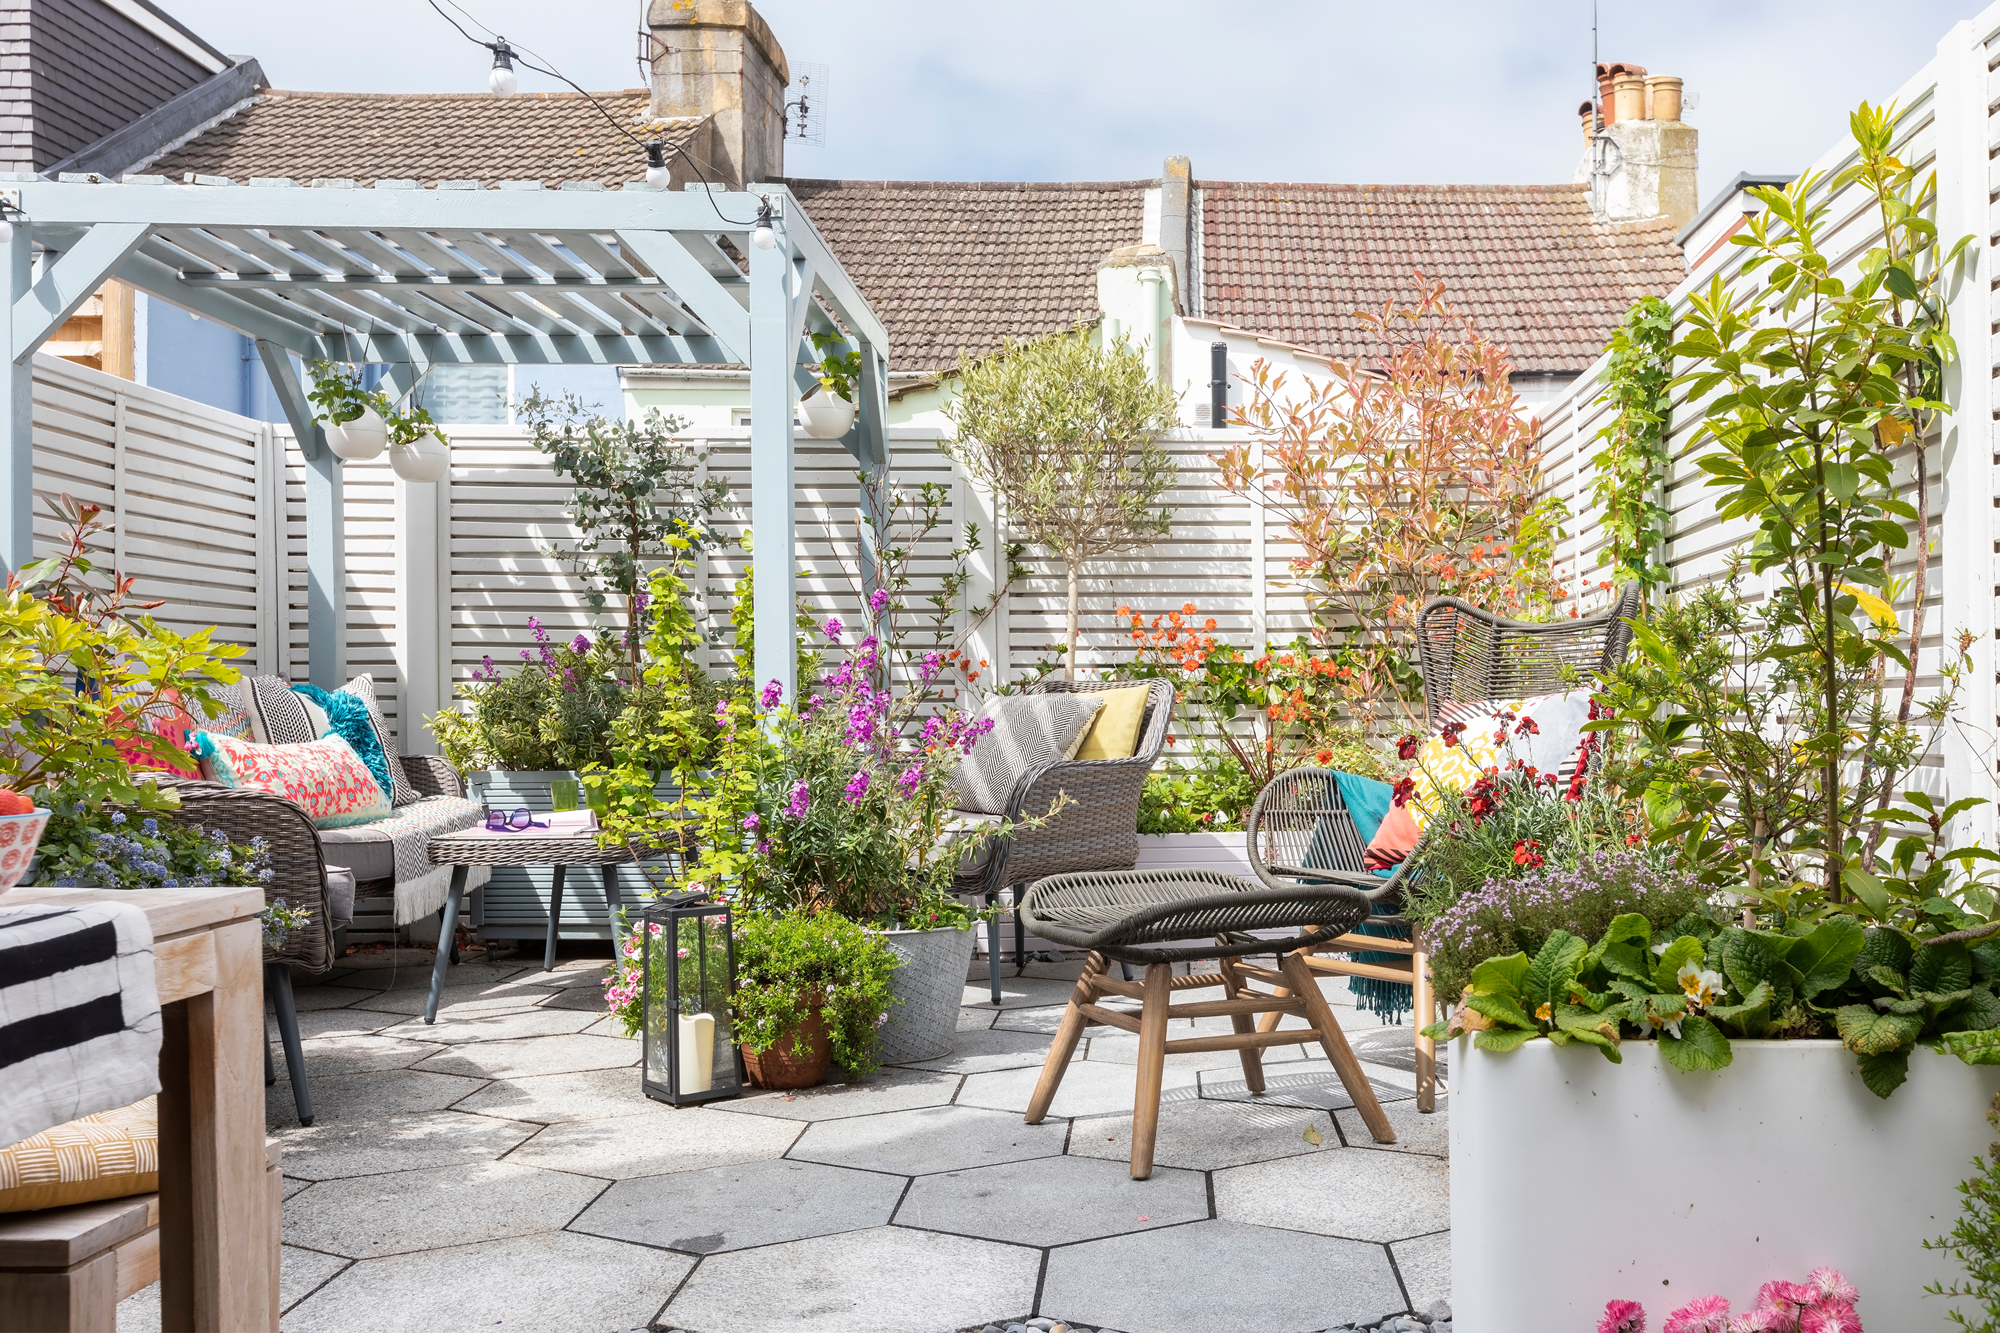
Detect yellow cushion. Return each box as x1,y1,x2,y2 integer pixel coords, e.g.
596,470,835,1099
1073,686,1151,761
0,1097,157,1213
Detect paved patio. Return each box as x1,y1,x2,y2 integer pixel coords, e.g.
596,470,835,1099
118,946,1451,1333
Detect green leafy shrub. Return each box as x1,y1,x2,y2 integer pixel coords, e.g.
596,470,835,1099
730,909,899,1077
1139,746,1256,833
1418,851,1711,1005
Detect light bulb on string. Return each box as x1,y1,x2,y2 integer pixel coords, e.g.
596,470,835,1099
644,141,671,189
489,38,518,96
751,198,778,251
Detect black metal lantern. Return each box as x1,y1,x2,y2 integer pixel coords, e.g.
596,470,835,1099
640,892,743,1105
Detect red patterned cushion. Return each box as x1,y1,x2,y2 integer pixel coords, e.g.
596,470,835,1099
190,732,392,829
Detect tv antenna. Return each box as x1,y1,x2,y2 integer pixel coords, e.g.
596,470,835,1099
786,63,828,146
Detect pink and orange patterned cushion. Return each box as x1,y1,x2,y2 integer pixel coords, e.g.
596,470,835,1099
190,732,392,829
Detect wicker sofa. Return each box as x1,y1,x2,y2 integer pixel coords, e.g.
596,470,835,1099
952,678,1176,1003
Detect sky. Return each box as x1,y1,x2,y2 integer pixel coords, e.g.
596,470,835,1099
167,0,1985,202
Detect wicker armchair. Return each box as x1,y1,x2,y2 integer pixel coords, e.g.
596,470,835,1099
1247,585,1643,1112
158,752,471,1126
954,678,1176,1004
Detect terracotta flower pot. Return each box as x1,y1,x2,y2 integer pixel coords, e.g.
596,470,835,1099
741,1009,832,1090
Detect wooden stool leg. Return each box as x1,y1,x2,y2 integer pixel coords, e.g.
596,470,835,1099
1282,950,1395,1144
1024,954,1107,1123
1413,945,1437,1114
1129,962,1172,1180
1217,956,1265,1095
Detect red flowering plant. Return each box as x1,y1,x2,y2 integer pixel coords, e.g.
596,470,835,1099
1108,600,1391,790
1215,276,1571,735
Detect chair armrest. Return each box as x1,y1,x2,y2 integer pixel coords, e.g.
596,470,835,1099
160,782,335,974
400,755,465,800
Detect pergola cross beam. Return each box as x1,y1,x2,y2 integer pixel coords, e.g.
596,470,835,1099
0,176,886,701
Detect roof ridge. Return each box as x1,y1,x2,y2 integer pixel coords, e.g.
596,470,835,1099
779,177,1152,193
1199,180,1590,193
258,87,655,102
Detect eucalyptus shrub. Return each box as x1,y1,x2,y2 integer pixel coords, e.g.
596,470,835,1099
1591,295,1674,594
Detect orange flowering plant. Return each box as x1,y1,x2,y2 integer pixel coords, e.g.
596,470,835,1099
1215,275,1569,733
1111,601,1391,790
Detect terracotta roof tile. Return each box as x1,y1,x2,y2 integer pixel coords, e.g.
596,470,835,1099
147,89,700,190
783,177,1148,373
1198,182,1684,375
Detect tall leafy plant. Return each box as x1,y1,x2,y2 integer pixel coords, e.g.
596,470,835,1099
1216,275,1568,732
1619,101,1976,921
1591,295,1675,594
944,330,1180,681
520,391,727,680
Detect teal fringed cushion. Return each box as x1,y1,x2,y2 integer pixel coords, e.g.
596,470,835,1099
292,683,392,804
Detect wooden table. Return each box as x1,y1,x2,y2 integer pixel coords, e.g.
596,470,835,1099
7,885,274,1332
425,829,640,1020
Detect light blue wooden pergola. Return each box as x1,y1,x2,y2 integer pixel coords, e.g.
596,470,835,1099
0,175,889,705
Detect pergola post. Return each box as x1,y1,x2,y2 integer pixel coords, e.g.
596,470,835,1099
1,223,31,574
750,210,798,707
854,346,889,626
254,341,344,688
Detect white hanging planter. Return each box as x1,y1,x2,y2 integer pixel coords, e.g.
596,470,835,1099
324,404,389,461
388,432,450,482
797,384,856,439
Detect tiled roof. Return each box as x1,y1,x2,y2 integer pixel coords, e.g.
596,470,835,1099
1199,182,1684,375
783,178,1148,373
145,89,702,189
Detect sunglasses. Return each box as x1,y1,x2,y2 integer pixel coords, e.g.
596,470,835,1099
485,807,549,832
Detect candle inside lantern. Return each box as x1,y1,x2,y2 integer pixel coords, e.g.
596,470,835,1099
678,1012,716,1093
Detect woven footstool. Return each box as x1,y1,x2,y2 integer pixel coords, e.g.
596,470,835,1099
1018,866,1396,1178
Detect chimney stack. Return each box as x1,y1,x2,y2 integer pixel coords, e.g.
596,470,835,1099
646,0,790,190
1581,62,1698,232
1158,156,1192,313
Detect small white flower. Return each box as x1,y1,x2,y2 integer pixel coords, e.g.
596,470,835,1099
1650,941,1670,956
1677,961,1726,1009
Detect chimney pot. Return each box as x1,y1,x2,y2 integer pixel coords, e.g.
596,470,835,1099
1612,74,1647,125
1647,75,1683,123
647,0,790,190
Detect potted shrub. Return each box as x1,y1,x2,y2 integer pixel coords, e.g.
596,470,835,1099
798,331,859,439
1427,102,2000,1328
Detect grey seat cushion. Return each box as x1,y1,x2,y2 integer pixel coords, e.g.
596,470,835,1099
950,693,1103,816
323,865,356,928
316,826,395,882
317,794,486,884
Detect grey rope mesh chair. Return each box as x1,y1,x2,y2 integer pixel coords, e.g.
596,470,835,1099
1018,866,1392,1178
1246,584,1643,1113
954,678,1176,1004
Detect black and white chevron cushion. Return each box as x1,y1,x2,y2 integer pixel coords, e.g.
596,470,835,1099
0,902,162,1148
241,675,318,747
949,693,1104,816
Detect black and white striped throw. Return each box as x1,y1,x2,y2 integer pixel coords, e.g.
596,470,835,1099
0,902,161,1149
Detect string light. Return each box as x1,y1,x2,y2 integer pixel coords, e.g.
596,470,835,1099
488,39,518,97
644,142,672,189
751,199,778,251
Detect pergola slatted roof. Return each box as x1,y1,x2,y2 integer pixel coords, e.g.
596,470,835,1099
0,173,887,703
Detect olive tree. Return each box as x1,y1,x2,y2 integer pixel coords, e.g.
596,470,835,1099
944,331,1180,680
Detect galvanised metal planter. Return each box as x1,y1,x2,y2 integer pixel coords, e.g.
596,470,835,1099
877,923,978,1064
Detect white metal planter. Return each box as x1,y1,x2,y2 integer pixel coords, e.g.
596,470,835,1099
323,404,389,461
877,923,977,1063
1450,1036,2000,1329
797,385,856,439
389,432,450,482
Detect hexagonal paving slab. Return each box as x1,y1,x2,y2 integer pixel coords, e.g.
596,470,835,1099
451,1066,668,1124
958,1058,1200,1119
1086,1026,1310,1071
412,1032,637,1080
991,1003,1071,1035
1071,1098,1341,1171
1040,1219,1405,1333
287,1006,407,1040
897,1153,1208,1247
1199,1057,1411,1112
1335,1095,1448,1156
293,1034,443,1076
381,1007,599,1044
281,1230,691,1333
893,1024,1061,1074
571,1157,901,1253
790,1104,1068,1176
663,1225,1039,1333
267,1068,487,1129
284,984,379,1012
1394,1229,1451,1314
282,1159,605,1258
713,1068,961,1121
507,1106,801,1179
1214,1141,1449,1242
278,1110,538,1181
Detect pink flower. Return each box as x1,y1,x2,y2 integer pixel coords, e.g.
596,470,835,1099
761,678,784,709
1756,1282,1817,1319
868,588,891,613
1665,1296,1732,1333
742,813,761,832
1806,1269,1855,1306
843,770,870,802
824,617,843,641
1726,1312,1776,1332
1600,1300,1647,1333
648,922,664,936
1799,1303,1860,1333
569,634,591,655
